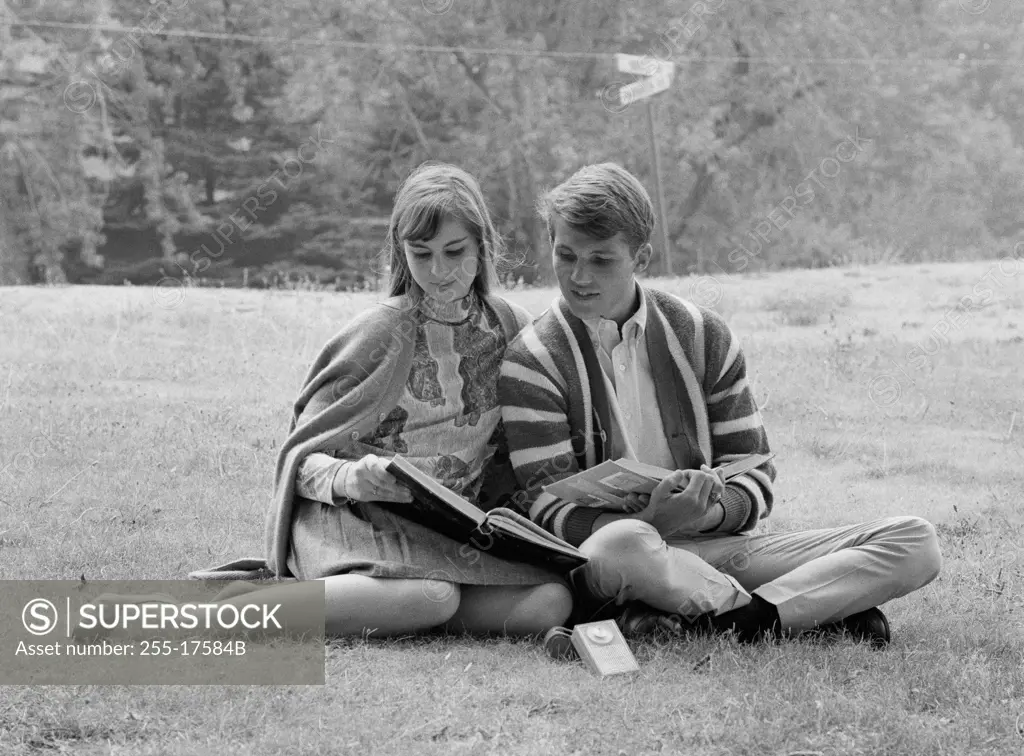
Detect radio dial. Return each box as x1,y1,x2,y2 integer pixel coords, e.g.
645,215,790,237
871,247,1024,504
586,626,614,644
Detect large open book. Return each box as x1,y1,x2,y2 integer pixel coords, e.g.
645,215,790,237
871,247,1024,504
541,453,776,510
383,456,588,572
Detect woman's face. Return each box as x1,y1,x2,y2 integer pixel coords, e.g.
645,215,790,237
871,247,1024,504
403,216,480,303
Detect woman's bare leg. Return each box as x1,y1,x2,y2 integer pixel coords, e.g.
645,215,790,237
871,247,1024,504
319,575,460,637
442,582,573,636
210,580,265,602
86,576,461,640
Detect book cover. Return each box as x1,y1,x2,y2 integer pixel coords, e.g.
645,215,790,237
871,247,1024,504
384,456,587,571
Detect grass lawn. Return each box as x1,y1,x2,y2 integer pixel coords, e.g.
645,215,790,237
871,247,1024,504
0,260,1022,755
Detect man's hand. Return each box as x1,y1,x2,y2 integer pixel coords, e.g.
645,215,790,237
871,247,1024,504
332,454,413,503
632,465,725,537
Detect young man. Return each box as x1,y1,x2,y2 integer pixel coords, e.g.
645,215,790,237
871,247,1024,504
498,163,942,647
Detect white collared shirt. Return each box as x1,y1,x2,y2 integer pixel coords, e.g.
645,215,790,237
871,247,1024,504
582,285,676,469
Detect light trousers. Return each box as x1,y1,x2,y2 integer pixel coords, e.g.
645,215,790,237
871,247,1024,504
575,516,943,632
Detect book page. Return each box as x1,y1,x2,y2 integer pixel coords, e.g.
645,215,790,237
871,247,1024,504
713,453,776,480
542,453,778,508
485,509,584,558
486,516,583,559
381,459,587,570
541,460,657,508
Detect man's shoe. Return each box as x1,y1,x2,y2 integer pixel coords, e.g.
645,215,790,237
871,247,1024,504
837,607,891,648
684,611,723,638
543,626,578,661
701,595,783,644
615,604,684,638
807,607,891,648
564,568,619,628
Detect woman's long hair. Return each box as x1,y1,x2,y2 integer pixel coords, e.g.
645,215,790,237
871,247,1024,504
383,162,505,300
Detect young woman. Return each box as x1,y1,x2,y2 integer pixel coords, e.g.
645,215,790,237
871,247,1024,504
153,162,571,641
260,161,573,636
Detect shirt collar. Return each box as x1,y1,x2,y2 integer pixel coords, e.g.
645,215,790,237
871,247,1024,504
582,282,647,343
416,289,478,323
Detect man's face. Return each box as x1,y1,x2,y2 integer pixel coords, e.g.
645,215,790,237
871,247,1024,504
551,217,651,324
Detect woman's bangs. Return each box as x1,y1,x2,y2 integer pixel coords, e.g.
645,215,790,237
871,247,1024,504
397,196,450,244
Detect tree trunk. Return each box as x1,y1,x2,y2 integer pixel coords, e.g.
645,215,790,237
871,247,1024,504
0,194,31,285
205,164,216,205
511,60,553,284
528,210,549,284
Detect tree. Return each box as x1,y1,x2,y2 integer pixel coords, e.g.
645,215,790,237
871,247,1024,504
0,23,106,283
4,0,1021,288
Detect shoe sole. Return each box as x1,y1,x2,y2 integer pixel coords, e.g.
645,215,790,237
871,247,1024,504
543,627,578,661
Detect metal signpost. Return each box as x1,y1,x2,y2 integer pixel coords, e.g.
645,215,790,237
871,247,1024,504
614,54,675,277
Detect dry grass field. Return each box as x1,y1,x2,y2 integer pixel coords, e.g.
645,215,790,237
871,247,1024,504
0,259,1022,755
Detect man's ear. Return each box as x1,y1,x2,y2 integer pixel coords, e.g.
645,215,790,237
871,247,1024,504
634,243,653,273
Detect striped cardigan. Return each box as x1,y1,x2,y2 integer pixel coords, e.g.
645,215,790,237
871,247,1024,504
498,287,775,547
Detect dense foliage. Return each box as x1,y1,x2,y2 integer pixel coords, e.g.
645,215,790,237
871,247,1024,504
2,0,1022,288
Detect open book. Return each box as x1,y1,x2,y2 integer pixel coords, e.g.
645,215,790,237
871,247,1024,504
541,453,776,510
383,456,587,572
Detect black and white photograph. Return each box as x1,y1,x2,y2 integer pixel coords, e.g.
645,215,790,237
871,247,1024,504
1,0,1022,753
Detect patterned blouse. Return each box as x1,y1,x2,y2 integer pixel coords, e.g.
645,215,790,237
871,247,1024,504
296,290,507,504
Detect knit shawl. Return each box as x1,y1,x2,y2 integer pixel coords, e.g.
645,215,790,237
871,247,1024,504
262,293,530,577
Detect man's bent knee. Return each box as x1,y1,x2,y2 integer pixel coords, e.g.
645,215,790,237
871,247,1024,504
579,519,664,561
885,516,943,590
576,519,681,605
907,516,942,587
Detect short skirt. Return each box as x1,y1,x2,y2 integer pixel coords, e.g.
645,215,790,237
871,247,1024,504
286,497,568,587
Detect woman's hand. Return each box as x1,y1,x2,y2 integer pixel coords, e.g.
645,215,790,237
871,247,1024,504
333,454,413,503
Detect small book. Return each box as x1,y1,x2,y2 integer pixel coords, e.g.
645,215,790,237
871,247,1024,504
541,453,776,510
383,455,588,573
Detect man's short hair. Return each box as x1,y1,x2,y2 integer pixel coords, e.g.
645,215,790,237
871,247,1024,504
537,163,656,252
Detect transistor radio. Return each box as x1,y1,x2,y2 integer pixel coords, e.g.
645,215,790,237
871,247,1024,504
570,620,640,676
